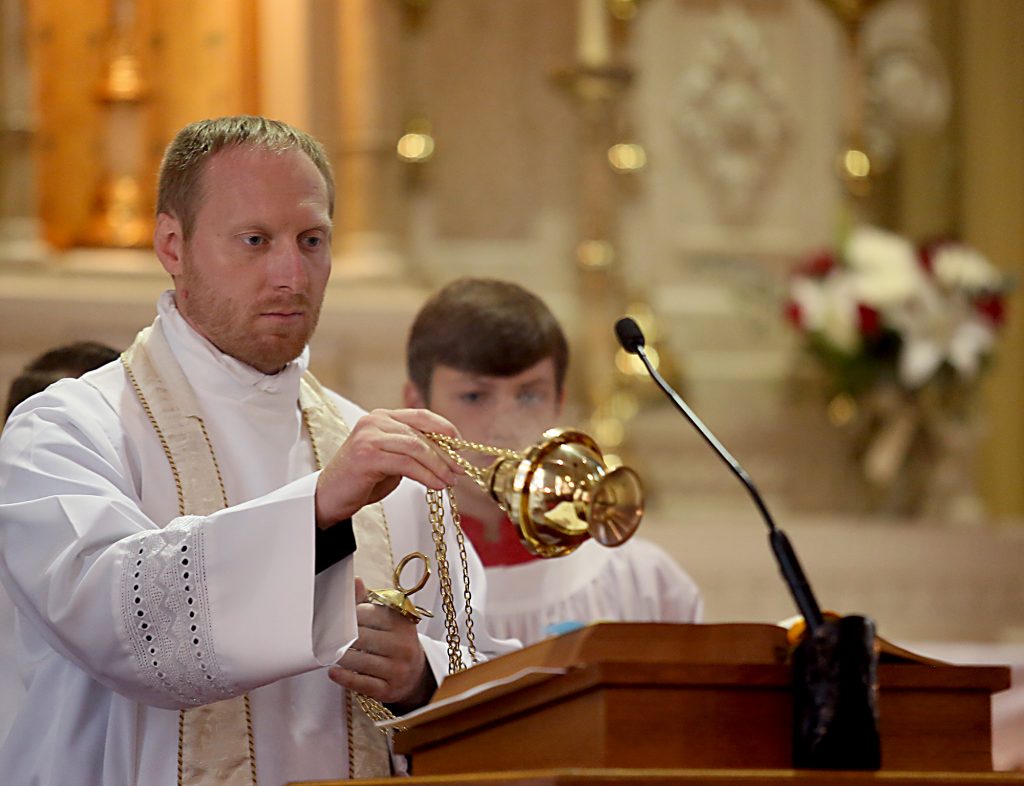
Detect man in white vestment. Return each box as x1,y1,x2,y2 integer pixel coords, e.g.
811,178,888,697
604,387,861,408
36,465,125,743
402,278,703,646
0,116,514,785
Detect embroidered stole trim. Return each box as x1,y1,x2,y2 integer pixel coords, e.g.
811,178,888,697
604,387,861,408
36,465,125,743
298,374,395,779
123,324,392,783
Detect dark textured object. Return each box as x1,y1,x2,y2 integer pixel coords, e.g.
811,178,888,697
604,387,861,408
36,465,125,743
793,614,882,770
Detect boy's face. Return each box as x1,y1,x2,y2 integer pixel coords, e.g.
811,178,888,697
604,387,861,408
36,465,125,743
404,357,563,460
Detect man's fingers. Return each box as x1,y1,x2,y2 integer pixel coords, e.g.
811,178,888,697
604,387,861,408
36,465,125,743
315,407,468,525
377,445,459,490
327,664,389,699
354,576,368,604
329,646,420,704
352,414,463,485
336,646,391,677
352,610,417,652
377,411,467,473
384,408,463,441
369,413,466,481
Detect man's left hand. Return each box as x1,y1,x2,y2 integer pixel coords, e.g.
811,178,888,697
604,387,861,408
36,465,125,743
327,578,436,712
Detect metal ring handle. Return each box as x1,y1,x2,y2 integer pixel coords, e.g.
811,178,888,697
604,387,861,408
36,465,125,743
394,551,431,595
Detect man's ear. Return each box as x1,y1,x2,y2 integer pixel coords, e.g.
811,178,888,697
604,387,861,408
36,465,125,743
554,385,567,418
403,380,427,409
153,213,185,277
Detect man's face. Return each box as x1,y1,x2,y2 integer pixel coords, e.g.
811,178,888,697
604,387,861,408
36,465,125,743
158,145,333,374
407,357,564,459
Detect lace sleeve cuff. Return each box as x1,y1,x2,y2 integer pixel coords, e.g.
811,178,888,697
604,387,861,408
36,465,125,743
121,518,237,707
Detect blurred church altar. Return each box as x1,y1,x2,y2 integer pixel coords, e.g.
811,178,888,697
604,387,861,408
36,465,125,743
1,0,1022,767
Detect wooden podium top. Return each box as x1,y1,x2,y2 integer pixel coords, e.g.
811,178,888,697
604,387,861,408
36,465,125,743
287,766,1024,785
290,624,1013,785
430,622,792,702
391,623,1008,751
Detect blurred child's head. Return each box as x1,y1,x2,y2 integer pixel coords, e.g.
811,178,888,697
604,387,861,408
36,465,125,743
404,278,568,452
5,341,120,420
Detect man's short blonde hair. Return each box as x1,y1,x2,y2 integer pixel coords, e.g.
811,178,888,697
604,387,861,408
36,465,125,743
156,115,335,239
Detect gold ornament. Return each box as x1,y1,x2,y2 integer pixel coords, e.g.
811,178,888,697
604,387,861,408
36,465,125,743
366,552,434,623
427,428,644,559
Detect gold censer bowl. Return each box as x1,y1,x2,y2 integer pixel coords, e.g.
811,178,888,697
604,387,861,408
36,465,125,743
482,428,644,558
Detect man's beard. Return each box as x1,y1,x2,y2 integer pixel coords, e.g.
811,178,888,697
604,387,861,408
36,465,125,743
177,267,322,374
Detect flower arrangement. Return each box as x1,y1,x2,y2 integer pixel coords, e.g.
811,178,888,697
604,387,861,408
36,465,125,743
784,225,1012,518
785,225,1010,400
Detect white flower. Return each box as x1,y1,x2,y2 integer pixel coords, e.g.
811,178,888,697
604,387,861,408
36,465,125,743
932,244,1003,291
790,274,861,354
887,281,997,388
845,226,926,308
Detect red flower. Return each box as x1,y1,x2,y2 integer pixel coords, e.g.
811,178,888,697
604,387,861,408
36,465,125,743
857,304,881,336
784,300,803,329
975,294,1006,327
798,251,836,278
918,236,957,275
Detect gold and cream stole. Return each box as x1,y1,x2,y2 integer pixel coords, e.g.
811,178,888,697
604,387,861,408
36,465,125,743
123,324,392,784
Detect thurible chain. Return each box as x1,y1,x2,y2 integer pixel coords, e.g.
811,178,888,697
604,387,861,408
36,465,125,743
426,488,465,672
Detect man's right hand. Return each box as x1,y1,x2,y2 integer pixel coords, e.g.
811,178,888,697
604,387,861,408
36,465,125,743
314,408,464,529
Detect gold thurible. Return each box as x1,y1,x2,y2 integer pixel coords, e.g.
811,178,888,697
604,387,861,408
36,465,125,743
399,429,644,680
428,428,645,559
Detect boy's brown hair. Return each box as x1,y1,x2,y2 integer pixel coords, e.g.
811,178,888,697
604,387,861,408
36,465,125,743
5,341,120,420
406,278,569,403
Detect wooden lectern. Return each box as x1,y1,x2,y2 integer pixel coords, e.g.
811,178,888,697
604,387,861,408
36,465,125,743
290,623,1021,786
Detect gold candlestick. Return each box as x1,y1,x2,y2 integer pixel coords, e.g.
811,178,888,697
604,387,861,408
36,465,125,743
814,0,890,201
81,0,151,248
553,1,676,461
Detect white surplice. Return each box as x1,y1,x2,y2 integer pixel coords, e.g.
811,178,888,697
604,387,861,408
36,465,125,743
0,292,512,786
0,585,20,743
482,538,704,647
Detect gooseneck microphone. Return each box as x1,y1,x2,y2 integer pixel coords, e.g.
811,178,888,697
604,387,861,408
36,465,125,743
614,317,825,634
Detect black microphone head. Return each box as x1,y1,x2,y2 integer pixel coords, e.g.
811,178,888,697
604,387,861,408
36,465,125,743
615,317,646,354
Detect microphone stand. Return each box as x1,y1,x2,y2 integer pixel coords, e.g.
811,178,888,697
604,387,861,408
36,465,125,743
616,319,825,634
616,317,882,769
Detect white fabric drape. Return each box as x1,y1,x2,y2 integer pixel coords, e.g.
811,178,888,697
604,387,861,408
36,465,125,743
482,537,703,646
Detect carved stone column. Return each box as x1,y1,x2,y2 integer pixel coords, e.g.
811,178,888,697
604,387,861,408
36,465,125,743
566,66,632,451
333,0,406,278
0,0,43,262
148,0,259,180
960,0,1024,518
256,0,312,129
558,0,663,460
